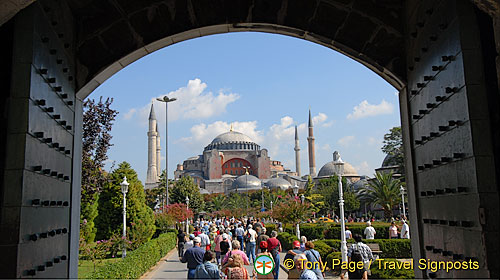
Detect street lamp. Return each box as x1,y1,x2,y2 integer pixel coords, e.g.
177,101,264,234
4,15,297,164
400,185,406,219
337,159,348,264
120,176,130,258
301,194,305,204
244,166,250,212
156,96,177,206
270,200,273,210
185,196,190,234
292,184,299,198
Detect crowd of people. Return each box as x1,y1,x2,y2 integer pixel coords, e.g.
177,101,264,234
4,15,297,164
177,216,409,279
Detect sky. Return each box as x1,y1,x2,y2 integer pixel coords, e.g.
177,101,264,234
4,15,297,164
90,32,400,183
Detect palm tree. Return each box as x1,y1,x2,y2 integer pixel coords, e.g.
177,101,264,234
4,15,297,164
359,171,402,219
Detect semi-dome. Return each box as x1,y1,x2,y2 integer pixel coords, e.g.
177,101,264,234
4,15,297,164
318,151,358,177
204,130,260,151
229,174,262,192
265,177,291,190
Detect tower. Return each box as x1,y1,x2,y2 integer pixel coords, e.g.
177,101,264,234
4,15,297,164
146,104,159,188
294,125,301,177
156,123,161,177
307,109,316,177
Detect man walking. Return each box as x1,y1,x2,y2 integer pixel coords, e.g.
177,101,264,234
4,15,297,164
181,237,205,279
364,221,376,239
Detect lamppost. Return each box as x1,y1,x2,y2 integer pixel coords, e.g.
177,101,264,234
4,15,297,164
337,161,348,264
292,184,300,239
292,184,299,199
270,201,273,210
120,176,129,258
185,196,190,234
244,166,250,212
400,185,406,219
156,96,177,206
301,194,305,204
261,188,264,211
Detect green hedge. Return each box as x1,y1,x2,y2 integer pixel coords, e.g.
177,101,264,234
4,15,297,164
275,223,391,240
324,225,389,239
277,232,296,251
370,258,414,279
314,239,411,259
325,252,342,272
87,232,176,279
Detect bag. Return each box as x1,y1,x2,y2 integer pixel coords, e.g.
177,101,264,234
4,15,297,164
227,267,248,279
244,232,251,243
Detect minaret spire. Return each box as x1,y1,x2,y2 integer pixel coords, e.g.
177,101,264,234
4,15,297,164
156,123,161,177
146,103,159,188
307,109,316,177
294,125,301,177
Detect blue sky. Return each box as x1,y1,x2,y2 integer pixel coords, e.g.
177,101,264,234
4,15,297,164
91,32,400,183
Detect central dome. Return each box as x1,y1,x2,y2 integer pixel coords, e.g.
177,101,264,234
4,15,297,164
204,130,260,151
211,131,254,145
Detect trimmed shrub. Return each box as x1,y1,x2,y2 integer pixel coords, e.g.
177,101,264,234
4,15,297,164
264,224,276,233
312,240,334,260
277,232,296,251
325,252,342,272
87,232,176,279
315,239,411,259
370,258,414,279
298,223,327,240
324,225,389,239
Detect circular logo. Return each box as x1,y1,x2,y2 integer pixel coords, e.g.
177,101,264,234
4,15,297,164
254,255,275,275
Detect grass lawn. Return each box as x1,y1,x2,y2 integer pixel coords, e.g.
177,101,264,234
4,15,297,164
78,258,120,278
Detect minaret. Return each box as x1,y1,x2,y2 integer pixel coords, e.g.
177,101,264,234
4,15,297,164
294,125,301,177
146,104,158,188
307,109,316,177
156,123,161,177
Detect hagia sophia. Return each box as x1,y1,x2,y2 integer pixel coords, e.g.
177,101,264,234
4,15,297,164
145,104,369,194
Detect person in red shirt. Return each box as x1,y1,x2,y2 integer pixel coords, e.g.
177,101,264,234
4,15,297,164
266,231,282,279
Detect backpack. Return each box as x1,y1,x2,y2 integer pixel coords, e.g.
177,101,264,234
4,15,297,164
227,267,248,279
351,243,363,261
244,231,251,243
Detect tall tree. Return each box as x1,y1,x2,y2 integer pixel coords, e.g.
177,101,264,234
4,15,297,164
169,176,204,213
381,126,404,173
359,171,403,219
80,97,118,242
314,175,360,215
95,162,155,247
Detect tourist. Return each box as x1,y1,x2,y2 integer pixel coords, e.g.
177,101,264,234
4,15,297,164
284,240,303,279
304,241,324,279
294,253,318,280
389,221,399,239
184,234,195,251
177,229,186,258
245,224,258,264
220,234,231,262
222,254,250,279
401,220,410,239
364,221,376,239
198,229,211,250
222,240,250,265
214,230,224,265
347,234,374,278
193,226,201,237
345,226,352,239
299,236,307,252
346,246,368,280
181,237,205,279
267,230,282,279
235,224,245,251
194,250,221,279
256,227,270,254
253,241,274,279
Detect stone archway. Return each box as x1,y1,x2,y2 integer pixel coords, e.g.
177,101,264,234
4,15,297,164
0,0,499,278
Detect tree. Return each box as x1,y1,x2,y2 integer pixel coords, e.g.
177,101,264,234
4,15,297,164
95,162,155,247
271,197,310,235
359,171,403,219
314,175,360,215
382,126,404,173
304,175,315,196
81,97,118,242
169,176,204,213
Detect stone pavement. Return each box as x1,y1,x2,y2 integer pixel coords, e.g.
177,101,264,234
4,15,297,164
142,249,339,279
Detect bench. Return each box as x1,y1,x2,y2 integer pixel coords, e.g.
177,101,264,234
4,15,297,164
347,243,382,256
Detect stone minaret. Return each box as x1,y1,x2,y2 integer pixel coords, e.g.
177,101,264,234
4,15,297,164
294,125,301,177
156,123,161,177
146,104,159,188
307,109,316,177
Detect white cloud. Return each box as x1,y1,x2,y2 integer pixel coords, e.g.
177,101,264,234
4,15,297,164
354,161,372,176
346,100,394,120
367,137,380,146
125,78,240,124
319,143,332,151
338,135,355,147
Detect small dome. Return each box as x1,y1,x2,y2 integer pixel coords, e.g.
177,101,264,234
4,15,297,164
265,178,291,190
318,162,358,177
382,154,399,167
352,179,368,191
229,174,262,192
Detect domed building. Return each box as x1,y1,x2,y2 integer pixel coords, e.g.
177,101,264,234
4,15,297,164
264,177,292,191
316,151,361,183
174,127,271,193
228,173,262,193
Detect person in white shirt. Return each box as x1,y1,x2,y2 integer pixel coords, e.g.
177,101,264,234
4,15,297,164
400,220,410,239
364,221,376,239
345,226,352,239
245,224,258,264
198,231,211,251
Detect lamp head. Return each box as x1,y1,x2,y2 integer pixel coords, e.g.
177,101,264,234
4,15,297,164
157,96,177,103
120,176,129,193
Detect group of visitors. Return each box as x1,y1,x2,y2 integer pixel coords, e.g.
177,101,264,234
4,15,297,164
177,216,399,279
